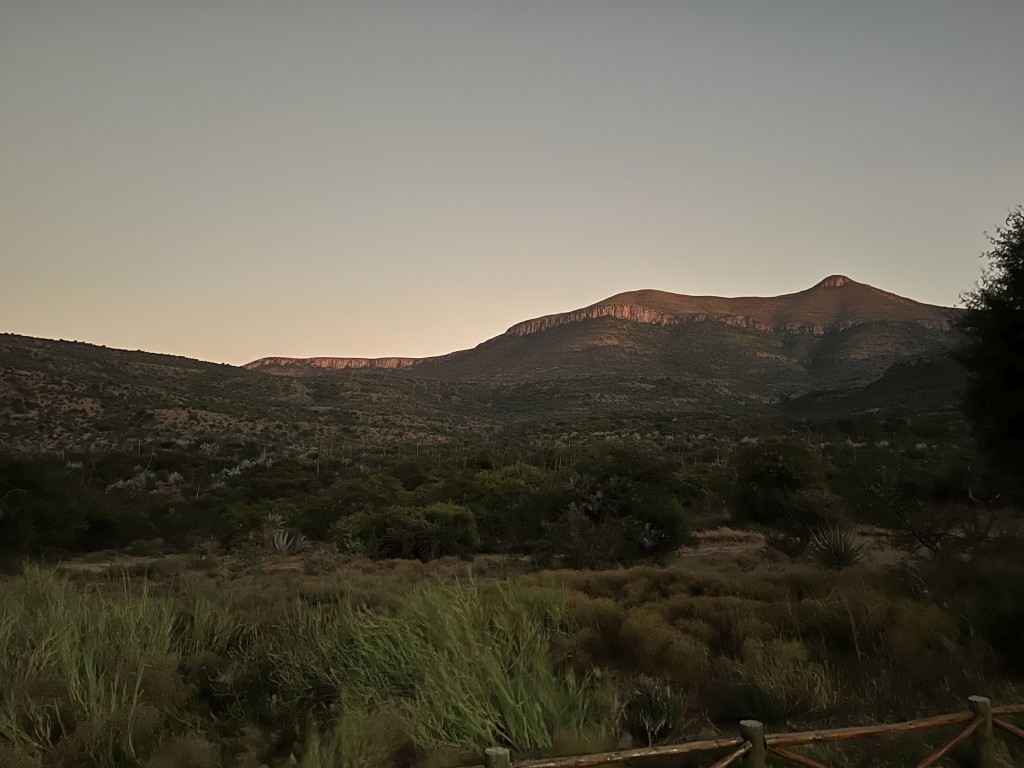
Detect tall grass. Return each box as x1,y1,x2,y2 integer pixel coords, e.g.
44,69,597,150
256,580,604,758
0,565,606,766
0,565,176,765
3,558,1020,768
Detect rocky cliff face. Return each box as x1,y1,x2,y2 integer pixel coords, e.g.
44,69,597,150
503,303,954,338
505,304,678,336
244,356,422,371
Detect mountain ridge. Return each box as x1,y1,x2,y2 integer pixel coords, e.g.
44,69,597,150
247,275,958,371
0,273,967,453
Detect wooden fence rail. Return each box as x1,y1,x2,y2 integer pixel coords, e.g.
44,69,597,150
479,696,1024,768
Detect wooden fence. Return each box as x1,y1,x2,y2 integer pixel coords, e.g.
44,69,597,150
479,696,1024,768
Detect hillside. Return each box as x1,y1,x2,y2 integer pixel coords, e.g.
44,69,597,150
0,334,504,452
0,276,965,453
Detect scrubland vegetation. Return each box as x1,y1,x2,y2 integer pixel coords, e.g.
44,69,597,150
0,412,1022,767
1,541,1022,768
0,412,1009,565
1,417,1022,768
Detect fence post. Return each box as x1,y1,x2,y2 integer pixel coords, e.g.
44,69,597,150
740,720,766,768
485,746,511,768
968,696,995,768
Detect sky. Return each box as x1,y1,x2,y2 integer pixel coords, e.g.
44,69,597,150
2,1,1022,365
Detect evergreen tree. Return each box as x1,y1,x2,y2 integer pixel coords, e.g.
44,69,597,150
957,205,1024,484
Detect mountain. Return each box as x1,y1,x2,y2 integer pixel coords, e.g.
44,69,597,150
247,275,960,395
0,276,965,453
501,275,952,336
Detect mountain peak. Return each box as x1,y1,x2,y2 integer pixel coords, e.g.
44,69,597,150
501,276,953,339
814,275,854,289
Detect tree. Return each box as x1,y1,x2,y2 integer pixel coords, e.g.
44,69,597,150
957,205,1024,485
470,463,560,549
731,437,836,542
333,503,478,561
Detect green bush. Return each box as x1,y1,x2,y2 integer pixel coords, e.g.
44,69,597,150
469,463,561,549
330,506,430,559
423,502,480,558
731,438,836,540
332,503,479,561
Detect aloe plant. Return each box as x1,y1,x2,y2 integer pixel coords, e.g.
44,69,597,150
809,526,864,570
272,529,309,556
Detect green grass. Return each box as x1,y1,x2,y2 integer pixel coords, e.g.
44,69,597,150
247,580,604,756
0,565,175,765
0,564,608,767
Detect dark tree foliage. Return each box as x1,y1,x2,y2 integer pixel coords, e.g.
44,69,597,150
0,455,90,552
731,437,834,541
957,205,1024,485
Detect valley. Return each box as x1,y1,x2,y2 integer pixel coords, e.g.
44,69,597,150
1,273,1020,768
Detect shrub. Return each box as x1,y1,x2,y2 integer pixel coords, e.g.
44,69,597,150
334,504,479,561
422,503,479,558
621,675,686,746
619,607,710,687
731,438,835,539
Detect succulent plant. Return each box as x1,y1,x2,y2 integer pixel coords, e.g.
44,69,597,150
272,529,309,556
809,525,865,570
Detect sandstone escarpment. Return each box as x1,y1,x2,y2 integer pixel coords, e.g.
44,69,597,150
244,356,422,371
504,303,954,339
505,304,677,336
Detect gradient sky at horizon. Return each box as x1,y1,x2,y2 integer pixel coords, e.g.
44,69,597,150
2,1,1022,365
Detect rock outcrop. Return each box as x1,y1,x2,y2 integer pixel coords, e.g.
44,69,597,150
244,356,423,371
505,304,677,336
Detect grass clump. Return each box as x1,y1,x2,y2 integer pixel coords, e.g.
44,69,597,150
734,638,837,721
620,675,685,746
0,565,176,767
251,580,604,755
